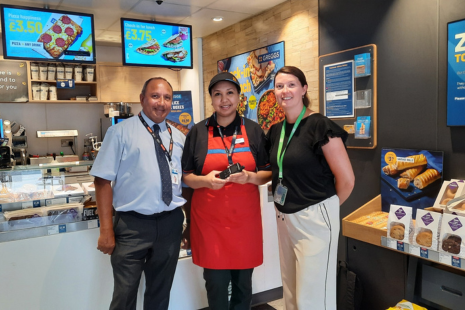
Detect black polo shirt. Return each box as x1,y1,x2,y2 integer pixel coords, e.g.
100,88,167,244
182,112,271,175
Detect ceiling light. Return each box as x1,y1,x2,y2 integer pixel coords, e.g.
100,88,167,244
213,16,223,22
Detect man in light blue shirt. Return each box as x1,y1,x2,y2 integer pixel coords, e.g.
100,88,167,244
91,77,191,310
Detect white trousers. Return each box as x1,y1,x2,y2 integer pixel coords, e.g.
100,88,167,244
276,195,340,310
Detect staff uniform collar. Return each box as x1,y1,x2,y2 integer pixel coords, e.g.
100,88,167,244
207,112,241,129
141,110,167,131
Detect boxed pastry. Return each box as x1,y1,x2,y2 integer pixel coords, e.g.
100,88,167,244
43,203,83,225
81,182,95,195
413,209,442,250
387,205,414,243
439,213,465,258
3,207,46,230
443,194,465,216
52,183,84,197
433,180,465,209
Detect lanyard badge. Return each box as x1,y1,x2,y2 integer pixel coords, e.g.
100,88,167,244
274,107,306,205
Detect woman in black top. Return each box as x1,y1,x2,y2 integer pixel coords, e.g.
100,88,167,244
266,66,354,309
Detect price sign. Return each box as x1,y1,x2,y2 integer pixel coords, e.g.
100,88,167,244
125,29,152,41
9,20,43,34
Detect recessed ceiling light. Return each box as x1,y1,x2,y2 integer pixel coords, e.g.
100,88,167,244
213,16,223,22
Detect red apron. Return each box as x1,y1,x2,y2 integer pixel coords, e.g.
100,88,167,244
191,121,263,269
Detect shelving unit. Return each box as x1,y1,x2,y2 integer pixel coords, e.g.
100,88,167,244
26,61,100,103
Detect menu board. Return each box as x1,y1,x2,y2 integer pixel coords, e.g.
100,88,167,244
121,18,193,69
217,41,285,131
1,5,96,63
0,60,28,102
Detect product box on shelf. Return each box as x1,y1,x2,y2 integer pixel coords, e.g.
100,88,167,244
433,180,465,210
81,182,95,195
44,203,83,225
3,207,46,230
413,209,442,251
82,201,98,221
52,183,84,197
342,195,387,246
439,213,465,258
387,205,414,243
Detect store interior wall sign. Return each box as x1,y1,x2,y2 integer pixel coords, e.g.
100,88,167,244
447,18,465,126
217,41,285,132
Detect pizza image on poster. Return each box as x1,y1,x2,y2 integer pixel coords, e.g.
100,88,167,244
34,14,85,59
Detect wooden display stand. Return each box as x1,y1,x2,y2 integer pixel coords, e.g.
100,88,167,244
342,194,386,246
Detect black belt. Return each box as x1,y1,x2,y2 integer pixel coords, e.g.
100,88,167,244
117,209,174,220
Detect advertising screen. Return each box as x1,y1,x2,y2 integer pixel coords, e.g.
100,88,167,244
121,18,193,69
1,5,96,64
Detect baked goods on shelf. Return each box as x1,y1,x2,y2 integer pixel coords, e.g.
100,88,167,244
442,235,461,255
390,224,405,240
416,230,433,247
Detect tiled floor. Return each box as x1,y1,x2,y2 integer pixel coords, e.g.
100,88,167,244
251,298,284,310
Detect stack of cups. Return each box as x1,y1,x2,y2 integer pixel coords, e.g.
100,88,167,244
39,63,48,80
47,64,56,80
56,64,65,79
30,63,39,80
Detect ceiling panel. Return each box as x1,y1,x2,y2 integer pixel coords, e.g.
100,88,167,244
0,0,283,43
182,8,251,38
206,0,286,14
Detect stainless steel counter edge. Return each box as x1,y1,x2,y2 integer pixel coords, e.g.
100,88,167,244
0,220,100,243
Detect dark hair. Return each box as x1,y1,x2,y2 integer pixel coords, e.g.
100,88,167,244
274,66,310,107
141,77,173,95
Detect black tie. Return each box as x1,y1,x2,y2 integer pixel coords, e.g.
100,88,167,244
153,124,172,206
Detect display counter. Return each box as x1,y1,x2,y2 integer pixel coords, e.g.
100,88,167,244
0,177,281,310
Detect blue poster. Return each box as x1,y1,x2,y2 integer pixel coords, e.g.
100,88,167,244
324,60,355,118
447,19,465,126
380,148,444,218
166,91,194,135
2,6,95,62
217,42,285,131
121,19,192,69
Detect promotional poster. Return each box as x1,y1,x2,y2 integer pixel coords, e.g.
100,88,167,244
121,18,192,69
217,41,285,131
324,60,355,118
1,5,95,63
166,91,194,135
381,148,444,217
447,19,465,126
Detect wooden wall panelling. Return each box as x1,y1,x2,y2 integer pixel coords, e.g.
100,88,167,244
98,63,180,103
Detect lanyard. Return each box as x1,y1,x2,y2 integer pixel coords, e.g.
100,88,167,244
217,125,239,166
277,107,306,180
138,112,173,162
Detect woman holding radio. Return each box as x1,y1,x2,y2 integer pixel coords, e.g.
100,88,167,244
181,72,271,310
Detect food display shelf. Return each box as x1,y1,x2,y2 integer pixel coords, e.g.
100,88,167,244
0,161,94,172
381,236,465,272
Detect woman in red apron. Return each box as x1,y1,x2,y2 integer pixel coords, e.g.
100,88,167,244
182,72,272,310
